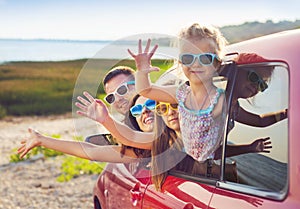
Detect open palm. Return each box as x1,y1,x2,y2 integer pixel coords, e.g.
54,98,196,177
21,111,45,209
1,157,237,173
251,137,272,153
18,128,42,159
75,91,109,123
127,39,160,73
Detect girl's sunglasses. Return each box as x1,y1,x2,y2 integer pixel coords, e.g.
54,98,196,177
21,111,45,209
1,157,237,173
104,81,135,104
179,53,219,66
248,71,268,92
130,99,156,117
155,103,178,116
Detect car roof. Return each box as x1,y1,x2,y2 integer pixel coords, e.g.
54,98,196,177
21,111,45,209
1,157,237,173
226,29,300,73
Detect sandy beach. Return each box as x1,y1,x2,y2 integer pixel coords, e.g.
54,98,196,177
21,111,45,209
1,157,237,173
0,113,106,209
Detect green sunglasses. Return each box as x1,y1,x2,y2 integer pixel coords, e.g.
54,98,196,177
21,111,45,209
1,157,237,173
248,71,268,92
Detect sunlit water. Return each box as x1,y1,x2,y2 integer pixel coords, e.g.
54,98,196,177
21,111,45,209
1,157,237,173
0,39,178,63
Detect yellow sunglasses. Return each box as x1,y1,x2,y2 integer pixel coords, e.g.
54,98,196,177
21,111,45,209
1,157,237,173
155,103,178,116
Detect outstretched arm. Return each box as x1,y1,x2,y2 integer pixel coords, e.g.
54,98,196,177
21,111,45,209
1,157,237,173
236,106,288,127
75,91,153,149
128,39,177,103
214,137,272,160
18,128,139,163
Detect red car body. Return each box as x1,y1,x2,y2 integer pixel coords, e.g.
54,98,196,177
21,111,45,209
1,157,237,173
93,29,300,209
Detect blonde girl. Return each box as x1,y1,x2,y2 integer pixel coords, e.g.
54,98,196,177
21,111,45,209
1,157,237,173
128,23,228,162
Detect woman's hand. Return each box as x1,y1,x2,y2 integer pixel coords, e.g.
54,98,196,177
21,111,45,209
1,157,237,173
18,128,43,159
250,137,272,153
75,91,109,123
127,39,160,73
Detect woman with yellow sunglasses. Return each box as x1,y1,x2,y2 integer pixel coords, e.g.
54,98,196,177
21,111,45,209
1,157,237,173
155,103,178,116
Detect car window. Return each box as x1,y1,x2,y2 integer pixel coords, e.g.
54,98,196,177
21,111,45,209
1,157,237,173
223,62,289,200
165,62,289,200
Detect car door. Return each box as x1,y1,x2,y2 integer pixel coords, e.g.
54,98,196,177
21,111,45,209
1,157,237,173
142,174,217,209
102,162,150,209
209,61,289,208
141,64,234,209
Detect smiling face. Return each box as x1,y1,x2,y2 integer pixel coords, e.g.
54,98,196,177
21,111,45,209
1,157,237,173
134,96,155,133
104,74,135,115
160,103,180,133
179,38,220,85
235,67,272,99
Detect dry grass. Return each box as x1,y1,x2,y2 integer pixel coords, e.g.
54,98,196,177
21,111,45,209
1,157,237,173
0,59,172,116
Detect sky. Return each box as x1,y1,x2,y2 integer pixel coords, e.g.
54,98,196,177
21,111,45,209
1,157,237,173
0,0,299,41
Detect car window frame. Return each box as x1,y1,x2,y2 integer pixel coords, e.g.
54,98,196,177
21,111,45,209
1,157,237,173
217,61,290,201
164,61,289,201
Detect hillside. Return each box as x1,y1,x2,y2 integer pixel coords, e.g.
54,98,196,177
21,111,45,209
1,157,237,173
220,19,300,43
153,19,300,45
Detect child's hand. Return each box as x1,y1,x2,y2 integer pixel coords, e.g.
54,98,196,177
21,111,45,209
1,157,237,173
18,128,43,159
250,137,272,153
127,39,160,73
75,91,109,123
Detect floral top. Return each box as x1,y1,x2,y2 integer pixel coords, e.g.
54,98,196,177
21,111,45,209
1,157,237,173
176,82,224,162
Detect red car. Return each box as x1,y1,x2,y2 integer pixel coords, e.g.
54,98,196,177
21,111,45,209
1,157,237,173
92,29,300,209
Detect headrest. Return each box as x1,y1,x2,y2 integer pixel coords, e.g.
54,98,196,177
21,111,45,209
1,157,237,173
235,53,270,64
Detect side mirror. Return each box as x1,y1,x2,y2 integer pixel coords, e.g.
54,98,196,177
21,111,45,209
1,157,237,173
85,134,117,146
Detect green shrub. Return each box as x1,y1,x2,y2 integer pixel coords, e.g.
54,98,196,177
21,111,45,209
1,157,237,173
56,156,105,182
0,105,6,119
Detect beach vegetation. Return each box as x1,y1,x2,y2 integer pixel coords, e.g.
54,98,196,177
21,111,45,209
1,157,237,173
0,59,172,117
0,105,6,119
10,133,105,182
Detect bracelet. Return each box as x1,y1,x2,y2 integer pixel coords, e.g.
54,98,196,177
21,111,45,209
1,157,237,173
275,110,287,121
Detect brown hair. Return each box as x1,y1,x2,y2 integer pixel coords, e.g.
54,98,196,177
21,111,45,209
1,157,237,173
151,114,179,191
121,94,151,158
103,66,135,86
151,79,184,191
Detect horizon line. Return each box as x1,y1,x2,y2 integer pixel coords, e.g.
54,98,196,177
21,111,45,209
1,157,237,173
1,19,299,43
0,38,114,43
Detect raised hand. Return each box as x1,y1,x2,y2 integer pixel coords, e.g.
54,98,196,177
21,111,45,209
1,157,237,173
250,137,272,153
127,39,160,73
18,128,43,159
75,91,109,123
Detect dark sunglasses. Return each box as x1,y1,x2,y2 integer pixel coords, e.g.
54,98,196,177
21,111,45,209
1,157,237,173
130,99,156,117
179,53,219,66
104,81,135,104
248,71,268,92
155,103,178,116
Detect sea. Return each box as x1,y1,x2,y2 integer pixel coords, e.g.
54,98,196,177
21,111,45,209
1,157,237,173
0,39,179,63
